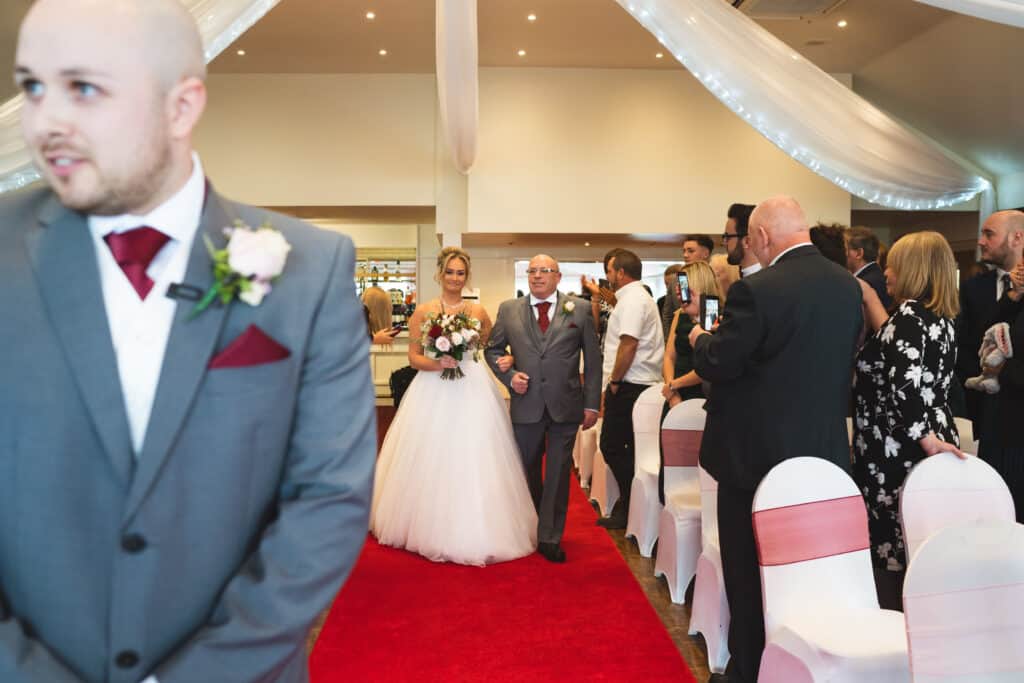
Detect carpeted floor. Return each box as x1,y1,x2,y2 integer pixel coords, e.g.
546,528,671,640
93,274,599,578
309,477,697,682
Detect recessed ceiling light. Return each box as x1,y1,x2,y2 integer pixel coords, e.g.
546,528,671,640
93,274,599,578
584,241,591,247
655,52,664,59
527,13,537,22
837,19,848,28
517,49,527,57
236,49,246,56
379,49,388,56
366,11,376,20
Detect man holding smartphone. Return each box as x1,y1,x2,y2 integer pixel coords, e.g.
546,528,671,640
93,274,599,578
598,250,664,529
689,196,862,683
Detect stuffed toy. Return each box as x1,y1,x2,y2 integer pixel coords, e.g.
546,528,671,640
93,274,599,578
965,322,1013,394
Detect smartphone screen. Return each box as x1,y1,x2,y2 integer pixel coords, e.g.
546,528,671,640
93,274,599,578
700,294,720,330
676,272,690,304
598,278,610,290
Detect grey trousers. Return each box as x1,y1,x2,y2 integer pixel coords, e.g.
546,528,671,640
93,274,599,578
513,412,580,545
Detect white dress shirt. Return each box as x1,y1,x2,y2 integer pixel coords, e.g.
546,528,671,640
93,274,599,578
853,261,875,278
996,267,1010,300
88,153,205,455
741,262,762,278
602,281,664,388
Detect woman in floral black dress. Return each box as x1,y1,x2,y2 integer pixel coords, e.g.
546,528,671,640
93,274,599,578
852,231,964,609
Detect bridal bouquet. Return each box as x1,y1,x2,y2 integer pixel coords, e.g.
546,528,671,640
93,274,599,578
421,311,482,380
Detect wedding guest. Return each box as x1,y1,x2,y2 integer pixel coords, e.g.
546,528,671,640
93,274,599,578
810,222,849,268
709,253,739,306
599,249,665,529
582,248,623,346
363,286,399,346
854,231,964,610
847,225,893,309
958,210,1024,446
0,1,376,680
659,261,720,502
722,203,762,278
690,196,862,683
682,234,714,264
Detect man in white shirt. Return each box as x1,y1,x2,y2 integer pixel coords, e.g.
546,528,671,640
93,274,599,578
598,249,664,529
0,2,375,682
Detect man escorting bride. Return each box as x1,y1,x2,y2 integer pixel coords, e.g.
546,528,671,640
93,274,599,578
371,247,538,566
486,255,602,563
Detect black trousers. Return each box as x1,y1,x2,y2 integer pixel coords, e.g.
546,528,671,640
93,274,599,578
718,483,765,683
979,441,1024,524
599,382,648,512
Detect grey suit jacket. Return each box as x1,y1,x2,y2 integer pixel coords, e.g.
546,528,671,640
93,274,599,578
485,292,601,425
0,185,376,683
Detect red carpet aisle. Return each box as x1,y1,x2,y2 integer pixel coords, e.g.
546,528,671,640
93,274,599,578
309,477,696,682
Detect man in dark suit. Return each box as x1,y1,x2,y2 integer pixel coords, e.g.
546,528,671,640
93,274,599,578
0,2,375,681
958,210,1024,441
846,225,892,309
689,196,863,683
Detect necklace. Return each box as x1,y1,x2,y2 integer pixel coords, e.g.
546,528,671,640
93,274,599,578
440,298,465,313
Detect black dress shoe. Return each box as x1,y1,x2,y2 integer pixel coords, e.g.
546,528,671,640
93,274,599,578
596,513,627,529
708,673,730,683
537,542,566,563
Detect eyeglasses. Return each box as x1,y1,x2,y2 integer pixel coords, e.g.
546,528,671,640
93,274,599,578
526,267,559,275
720,233,746,242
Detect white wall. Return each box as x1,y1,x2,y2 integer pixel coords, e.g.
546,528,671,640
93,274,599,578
195,74,437,206
998,172,1024,209
469,67,851,235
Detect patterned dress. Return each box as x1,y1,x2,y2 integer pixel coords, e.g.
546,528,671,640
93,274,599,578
852,300,959,572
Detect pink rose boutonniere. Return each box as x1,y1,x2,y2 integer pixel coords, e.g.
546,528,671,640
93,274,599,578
190,220,291,319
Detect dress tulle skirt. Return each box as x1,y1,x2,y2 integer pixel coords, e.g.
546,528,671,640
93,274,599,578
371,359,538,566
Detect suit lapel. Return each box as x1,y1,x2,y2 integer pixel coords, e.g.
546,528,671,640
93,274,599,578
124,188,234,520
25,197,135,487
520,295,543,351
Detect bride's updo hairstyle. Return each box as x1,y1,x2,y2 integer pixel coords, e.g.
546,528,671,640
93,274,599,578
435,246,472,285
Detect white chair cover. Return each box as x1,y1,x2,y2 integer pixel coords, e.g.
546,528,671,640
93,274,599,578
688,466,730,673
754,457,910,683
588,421,620,517
653,398,704,604
904,519,1024,683
900,452,1015,564
626,385,667,556
573,418,600,489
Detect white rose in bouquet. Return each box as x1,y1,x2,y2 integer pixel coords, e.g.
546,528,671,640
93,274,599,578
451,332,464,346
435,336,452,353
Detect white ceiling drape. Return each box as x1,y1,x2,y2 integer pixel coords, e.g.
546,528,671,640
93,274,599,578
0,0,282,194
916,0,1024,29
616,0,992,209
435,0,479,174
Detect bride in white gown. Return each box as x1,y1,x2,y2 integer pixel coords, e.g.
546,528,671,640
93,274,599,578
371,247,538,566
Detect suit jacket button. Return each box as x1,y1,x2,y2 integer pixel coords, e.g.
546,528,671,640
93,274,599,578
121,534,147,553
115,650,139,668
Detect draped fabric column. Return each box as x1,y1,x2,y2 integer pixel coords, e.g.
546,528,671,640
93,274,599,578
0,0,282,194
615,0,992,209
435,0,479,175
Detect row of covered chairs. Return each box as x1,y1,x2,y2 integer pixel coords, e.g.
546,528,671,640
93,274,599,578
574,391,1023,681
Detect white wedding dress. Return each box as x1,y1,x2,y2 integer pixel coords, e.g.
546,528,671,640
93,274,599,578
371,356,538,566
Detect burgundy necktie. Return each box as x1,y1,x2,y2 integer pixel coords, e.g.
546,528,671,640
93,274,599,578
536,301,551,334
103,227,170,300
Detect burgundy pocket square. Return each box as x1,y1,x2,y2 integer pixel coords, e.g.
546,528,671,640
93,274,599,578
209,324,290,369
568,323,579,329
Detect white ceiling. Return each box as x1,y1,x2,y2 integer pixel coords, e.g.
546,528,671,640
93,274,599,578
1,0,1021,183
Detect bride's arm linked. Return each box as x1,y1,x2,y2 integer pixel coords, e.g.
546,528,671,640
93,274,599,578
406,305,458,372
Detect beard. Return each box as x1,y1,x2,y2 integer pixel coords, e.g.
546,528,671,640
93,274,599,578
980,241,1011,269
726,241,745,266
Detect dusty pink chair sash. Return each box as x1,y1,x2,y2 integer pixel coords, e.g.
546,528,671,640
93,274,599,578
754,495,869,566
905,581,1024,676
662,429,702,467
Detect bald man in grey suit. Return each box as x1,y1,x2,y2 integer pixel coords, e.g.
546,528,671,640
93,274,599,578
0,2,375,681
486,255,602,563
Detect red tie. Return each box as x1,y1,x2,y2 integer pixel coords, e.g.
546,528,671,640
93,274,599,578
103,227,170,300
536,301,551,333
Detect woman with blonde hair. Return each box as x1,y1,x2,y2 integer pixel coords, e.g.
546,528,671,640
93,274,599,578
709,253,739,306
362,286,400,346
658,261,720,501
852,230,964,609
371,246,538,566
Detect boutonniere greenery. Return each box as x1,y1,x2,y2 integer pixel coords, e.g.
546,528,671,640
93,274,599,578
562,299,576,317
190,219,291,319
